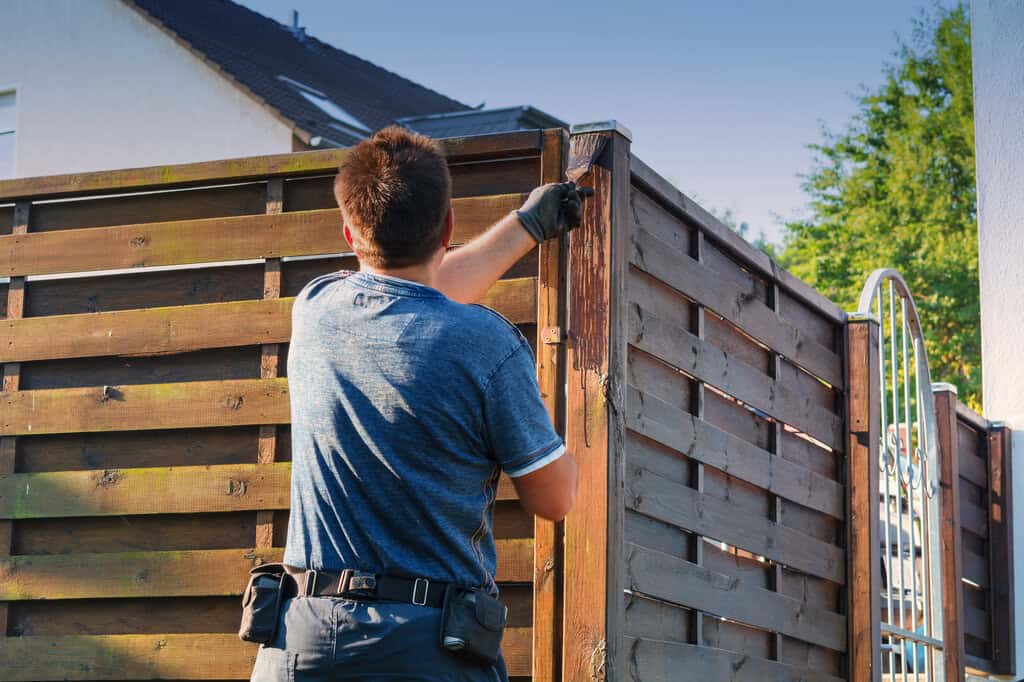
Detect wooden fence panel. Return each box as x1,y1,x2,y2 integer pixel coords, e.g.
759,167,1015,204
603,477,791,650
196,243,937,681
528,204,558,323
0,135,549,682
622,158,850,682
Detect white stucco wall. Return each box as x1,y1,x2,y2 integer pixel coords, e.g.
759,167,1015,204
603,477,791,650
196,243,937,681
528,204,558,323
971,0,1024,675
0,0,293,178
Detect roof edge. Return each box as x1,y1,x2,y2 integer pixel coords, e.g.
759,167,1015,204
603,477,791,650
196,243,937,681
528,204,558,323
119,0,316,145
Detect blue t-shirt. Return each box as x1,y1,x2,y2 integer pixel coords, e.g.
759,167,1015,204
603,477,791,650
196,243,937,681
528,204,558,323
283,271,564,591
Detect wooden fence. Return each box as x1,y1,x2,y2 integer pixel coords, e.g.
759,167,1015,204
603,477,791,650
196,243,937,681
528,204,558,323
0,124,1013,682
0,129,565,681
934,387,1014,678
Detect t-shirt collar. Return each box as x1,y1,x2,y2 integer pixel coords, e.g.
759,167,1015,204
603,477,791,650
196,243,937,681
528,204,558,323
348,271,445,299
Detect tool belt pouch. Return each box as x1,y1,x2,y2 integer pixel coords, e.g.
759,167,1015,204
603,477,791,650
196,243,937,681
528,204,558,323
238,563,286,644
440,586,507,666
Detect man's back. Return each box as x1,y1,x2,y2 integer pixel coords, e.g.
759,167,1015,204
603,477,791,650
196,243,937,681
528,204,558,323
283,270,563,590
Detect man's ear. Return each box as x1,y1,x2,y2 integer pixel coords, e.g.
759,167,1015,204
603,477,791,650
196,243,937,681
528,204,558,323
440,207,455,249
343,224,356,251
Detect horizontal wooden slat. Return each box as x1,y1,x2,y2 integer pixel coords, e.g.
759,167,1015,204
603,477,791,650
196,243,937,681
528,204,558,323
623,637,845,682
1,378,290,436
625,543,846,651
630,228,842,386
0,194,524,277
0,462,290,519
962,548,990,588
0,130,544,202
0,275,537,363
956,403,989,432
628,297,843,448
959,449,989,488
629,157,846,324
0,627,532,679
965,605,992,642
0,540,534,600
627,385,843,519
0,462,519,519
626,464,844,584
960,498,989,539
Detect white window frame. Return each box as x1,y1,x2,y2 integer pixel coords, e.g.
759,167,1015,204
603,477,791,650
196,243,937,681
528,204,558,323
0,85,19,180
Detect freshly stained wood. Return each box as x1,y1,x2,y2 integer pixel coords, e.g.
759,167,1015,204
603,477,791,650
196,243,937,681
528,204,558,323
1,378,291,436
0,462,519,519
0,276,537,363
0,540,534,600
628,295,843,447
987,426,1015,673
962,548,989,588
627,385,844,519
624,543,846,651
0,628,532,680
0,130,543,201
630,227,842,386
959,448,989,488
625,464,845,584
623,637,845,682
0,194,524,277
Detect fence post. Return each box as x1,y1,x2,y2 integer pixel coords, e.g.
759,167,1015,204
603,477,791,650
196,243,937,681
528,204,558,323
561,121,631,682
933,384,965,681
986,422,1015,675
846,313,881,682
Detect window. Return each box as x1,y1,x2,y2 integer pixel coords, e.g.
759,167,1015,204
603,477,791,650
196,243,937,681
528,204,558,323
0,90,15,180
276,75,370,136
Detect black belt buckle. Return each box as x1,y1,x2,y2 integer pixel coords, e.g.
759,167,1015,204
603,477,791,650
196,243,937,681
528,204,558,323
342,570,377,599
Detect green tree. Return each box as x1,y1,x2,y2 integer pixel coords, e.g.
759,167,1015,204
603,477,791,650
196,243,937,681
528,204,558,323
779,3,980,406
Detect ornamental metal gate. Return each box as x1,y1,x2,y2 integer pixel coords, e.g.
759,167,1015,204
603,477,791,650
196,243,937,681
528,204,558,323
858,269,945,680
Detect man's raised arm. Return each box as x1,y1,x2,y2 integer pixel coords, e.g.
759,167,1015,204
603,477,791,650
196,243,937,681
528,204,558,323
435,182,584,304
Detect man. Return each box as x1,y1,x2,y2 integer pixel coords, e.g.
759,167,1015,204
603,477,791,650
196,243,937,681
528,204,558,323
251,126,579,681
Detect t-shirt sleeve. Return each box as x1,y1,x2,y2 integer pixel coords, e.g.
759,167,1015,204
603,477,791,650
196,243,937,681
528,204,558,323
483,341,565,478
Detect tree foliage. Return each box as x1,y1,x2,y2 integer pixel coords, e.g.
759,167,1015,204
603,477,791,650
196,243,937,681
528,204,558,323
779,4,980,406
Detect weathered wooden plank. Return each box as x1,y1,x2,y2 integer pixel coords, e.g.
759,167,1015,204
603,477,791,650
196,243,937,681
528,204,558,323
0,194,524,277
847,317,882,682
623,637,846,682
630,227,842,386
629,157,846,324
628,294,843,448
935,387,966,682
0,540,534,600
0,130,543,202
626,385,843,519
986,424,1015,674
0,627,533,679
0,276,537,363
624,543,847,651
625,463,844,584
0,378,291,436
0,462,519,519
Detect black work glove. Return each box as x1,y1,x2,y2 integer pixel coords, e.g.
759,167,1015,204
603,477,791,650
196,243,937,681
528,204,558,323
515,182,586,243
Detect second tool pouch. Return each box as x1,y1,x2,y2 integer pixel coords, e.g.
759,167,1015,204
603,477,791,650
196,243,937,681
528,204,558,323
238,562,287,644
440,585,507,666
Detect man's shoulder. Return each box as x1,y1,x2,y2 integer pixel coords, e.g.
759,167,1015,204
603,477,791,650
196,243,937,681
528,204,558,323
295,270,355,304
445,301,529,349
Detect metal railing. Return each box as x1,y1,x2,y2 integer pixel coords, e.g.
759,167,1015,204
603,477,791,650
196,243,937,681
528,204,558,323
858,269,945,681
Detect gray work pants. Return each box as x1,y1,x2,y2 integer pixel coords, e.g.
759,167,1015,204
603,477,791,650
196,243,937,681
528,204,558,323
250,596,509,681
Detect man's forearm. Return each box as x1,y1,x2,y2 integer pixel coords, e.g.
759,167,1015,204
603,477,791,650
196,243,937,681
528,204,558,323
435,213,537,304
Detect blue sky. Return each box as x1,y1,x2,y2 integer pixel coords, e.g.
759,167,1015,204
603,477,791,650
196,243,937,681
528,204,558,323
240,0,954,244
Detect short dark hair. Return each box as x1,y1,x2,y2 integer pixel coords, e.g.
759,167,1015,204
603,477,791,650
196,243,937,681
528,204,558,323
334,126,451,268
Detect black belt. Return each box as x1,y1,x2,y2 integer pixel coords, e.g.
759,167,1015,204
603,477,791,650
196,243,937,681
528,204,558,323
283,569,448,608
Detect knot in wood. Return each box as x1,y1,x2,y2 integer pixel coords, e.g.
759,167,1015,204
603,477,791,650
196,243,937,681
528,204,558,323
224,395,245,410
96,469,123,487
227,479,248,497
129,235,148,248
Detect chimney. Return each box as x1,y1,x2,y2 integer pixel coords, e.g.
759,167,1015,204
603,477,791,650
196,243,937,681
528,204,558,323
290,10,307,43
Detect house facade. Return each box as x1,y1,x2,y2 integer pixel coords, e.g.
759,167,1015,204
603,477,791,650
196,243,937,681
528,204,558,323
0,0,563,180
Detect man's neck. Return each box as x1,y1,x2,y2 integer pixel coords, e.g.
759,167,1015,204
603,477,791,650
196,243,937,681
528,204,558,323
358,262,439,290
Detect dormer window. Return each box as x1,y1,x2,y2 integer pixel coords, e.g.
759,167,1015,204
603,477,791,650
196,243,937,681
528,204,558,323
276,75,371,136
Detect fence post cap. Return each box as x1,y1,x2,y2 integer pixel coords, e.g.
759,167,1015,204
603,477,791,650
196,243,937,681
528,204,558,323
846,311,880,324
570,120,633,141
931,382,959,395
990,420,1006,428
